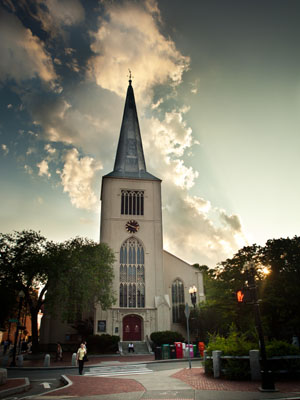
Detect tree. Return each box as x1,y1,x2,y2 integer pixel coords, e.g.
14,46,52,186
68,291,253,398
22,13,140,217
193,238,300,343
0,230,115,353
260,237,300,340
190,245,266,341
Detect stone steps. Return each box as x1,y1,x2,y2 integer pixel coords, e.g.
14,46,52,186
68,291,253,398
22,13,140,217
121,341,151,355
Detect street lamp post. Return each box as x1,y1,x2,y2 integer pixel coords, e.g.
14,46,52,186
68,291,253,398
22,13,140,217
10,290,25,367
189,285,197,308
244,262,276,391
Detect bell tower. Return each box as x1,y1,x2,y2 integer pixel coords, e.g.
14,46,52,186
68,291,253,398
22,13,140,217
96,79,171,339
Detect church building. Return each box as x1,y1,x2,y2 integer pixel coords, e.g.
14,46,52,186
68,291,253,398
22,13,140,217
40,79,205,346
95,79,205,342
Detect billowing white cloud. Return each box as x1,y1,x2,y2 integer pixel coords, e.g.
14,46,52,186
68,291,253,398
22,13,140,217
161,186,248,266
37,159,51,178
0,8,57,87
44,144,56,154
88,0,189,101
60,148,103,210
1,144,9,155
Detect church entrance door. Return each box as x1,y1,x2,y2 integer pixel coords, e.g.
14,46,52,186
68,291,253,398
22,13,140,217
123,315,142,341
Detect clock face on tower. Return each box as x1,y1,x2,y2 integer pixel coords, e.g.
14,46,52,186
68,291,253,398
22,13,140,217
125,220,140,234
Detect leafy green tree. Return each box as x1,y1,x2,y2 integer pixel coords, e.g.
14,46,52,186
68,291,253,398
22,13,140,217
191,245,268,341
0,230,115,353
192,238,300,343
260,237,300,340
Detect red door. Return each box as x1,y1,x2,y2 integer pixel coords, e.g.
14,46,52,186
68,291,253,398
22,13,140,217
123,315,142,341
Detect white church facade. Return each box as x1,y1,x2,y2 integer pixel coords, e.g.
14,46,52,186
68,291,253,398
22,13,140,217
40,80,205,345
95,79,205,341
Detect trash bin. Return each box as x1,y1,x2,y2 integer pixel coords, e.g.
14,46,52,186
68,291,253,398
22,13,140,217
154,346,162,360
188,344,194,358
162,344,170,359
175,342,183,359
170,345,176,359
183,343,189,357
193,344,198,357
198,342,205,358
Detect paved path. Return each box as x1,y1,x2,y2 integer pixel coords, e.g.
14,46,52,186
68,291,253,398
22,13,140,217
84,363,154,377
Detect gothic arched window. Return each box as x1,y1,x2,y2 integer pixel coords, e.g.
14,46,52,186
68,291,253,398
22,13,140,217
119,238,145,308
172,279,185,323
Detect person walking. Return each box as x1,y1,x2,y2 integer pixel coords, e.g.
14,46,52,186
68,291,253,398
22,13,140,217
55,343,63,361
76,343,86,375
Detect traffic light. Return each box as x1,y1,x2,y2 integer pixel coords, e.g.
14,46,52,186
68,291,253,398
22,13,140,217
236,288,252,303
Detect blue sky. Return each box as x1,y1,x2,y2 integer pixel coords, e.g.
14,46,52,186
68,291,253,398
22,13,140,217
1,0,300,267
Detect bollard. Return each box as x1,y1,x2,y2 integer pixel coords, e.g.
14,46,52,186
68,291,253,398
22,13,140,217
249,350,261,381
203,350,209,374
72,353,77,366
0,369,7,385
212,350,222,378
44,354,50,367
16,355,23,367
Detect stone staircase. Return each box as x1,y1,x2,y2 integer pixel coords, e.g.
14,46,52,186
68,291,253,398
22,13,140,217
120,341,152,355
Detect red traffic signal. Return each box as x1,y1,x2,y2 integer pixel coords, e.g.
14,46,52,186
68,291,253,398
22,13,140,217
236,290,244,302
236,288,252,303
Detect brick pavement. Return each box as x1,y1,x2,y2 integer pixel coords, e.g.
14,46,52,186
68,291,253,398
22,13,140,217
48,375,145,396
172,367,300,393
0,378,26,391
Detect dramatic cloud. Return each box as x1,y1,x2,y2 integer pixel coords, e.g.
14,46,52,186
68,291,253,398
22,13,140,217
37,159,51,178
88,0,190,101
60,148,103,210
1,144,9,155
21,86,122,159
44,144,56,154
0,0,248,266
162,186,247,266
37,0,85,31
0,8,57,87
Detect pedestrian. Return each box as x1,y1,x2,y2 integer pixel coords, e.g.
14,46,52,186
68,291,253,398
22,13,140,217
3,339,9,355
82,341,88,361
56,343,63,361
76,343,87,375
128,342,134,353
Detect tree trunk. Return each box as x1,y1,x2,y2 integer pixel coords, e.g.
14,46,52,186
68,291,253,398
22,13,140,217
30,309,39,354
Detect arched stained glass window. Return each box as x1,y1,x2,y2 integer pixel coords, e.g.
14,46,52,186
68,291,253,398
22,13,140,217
172,279,185,323
119,238,145,308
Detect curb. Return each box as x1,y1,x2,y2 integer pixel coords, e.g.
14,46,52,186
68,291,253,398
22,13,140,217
0,378,30,399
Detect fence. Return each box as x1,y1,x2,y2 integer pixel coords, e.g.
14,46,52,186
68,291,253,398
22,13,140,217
204,350,300,381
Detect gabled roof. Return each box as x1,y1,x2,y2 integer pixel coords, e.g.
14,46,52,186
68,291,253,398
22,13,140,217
104,80,160,181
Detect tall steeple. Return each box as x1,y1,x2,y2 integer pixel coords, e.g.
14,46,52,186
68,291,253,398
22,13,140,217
105,77,159,181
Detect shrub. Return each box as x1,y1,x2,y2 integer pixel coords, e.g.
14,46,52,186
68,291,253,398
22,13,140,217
150,331,184,346
205,328,257,380
86,334,120,354
266,340,300,377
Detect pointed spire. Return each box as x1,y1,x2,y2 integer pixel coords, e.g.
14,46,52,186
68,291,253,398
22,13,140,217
105,78,159,181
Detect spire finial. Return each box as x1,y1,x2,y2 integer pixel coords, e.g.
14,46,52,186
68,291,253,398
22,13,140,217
128,69,133,85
